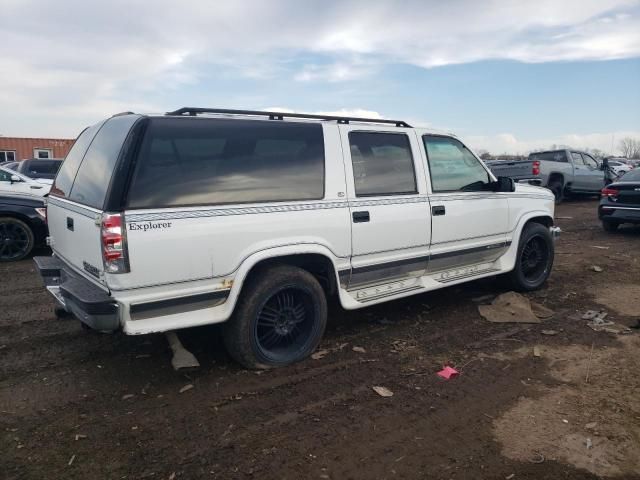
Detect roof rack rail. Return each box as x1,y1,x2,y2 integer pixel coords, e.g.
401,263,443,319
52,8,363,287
165,107,411,128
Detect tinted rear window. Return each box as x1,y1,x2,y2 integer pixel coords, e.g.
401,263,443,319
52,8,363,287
126,118,325,208
529,151,568,163
51,122,104,197
69,115,139,209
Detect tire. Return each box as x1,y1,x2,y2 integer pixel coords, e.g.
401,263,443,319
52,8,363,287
506,222,554,291
0,217,35,262
602,220,619,232
223,265,328,369
548,180,564,204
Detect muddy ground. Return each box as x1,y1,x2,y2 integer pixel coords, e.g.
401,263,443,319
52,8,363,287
1,199,639,480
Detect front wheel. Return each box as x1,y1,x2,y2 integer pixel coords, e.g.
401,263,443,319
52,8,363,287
505,222,554,291
0,217,35,262
223,265,327,369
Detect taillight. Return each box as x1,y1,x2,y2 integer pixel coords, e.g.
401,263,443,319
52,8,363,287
601,187,619,199
101,213,130,273
532,160,540,176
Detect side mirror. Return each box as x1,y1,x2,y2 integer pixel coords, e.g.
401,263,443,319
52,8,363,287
494,176,515,193
10,174,22,183
600,158,609,171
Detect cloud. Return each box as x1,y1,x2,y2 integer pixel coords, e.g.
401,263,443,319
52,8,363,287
0,0,638,137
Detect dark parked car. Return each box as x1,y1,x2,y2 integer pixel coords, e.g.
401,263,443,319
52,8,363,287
599,167,640,232
0,194,48,261
13,158,63,183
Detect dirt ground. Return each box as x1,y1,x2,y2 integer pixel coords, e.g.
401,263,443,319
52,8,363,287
1,199,639,480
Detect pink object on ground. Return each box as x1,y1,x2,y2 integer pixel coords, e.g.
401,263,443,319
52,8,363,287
437,366,459,379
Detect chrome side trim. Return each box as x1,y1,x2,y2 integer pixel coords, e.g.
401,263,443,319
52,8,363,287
601,206,640,211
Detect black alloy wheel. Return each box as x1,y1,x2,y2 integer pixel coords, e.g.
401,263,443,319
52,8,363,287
506,222,554,291
224,265,327,369
254,286,317,363
520,235,550,284
0,218,35,262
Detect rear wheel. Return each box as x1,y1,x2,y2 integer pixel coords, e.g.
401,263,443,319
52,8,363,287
506,222,554,291
223,265,327,369
602,220,619,232
0,217,34,262
548,180,564,204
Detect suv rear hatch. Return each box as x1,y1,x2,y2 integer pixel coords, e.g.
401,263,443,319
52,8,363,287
47,114,141,285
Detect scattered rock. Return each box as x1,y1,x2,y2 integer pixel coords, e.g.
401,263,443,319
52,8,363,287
585,422,598,430
586,438,593,449
121,394,134,400
372,386,394,397
478,292,542,324
590,265,603,272
311,349,329,360
179,384,194,394
533,346,542,358
74,434,87,441
68,454,76,466
541,330,558,336
530,302,554,319
352,346,366,353
591,246,609,250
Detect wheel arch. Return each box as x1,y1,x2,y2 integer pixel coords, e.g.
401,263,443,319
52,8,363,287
547,172,565,187
226,245,345,313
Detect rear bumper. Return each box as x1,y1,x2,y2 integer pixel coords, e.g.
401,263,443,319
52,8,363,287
33,256,120,332
598,205,640,223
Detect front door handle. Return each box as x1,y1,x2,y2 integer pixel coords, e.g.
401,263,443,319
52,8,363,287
352,211,370,223
66,217,74,231
432,205,446,216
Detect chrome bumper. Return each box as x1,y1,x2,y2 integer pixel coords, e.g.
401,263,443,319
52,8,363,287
549,226,561,241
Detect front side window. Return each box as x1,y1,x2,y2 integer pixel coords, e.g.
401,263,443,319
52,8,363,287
0,169,12,182
127,118,325,208
348,132,416,196
423,135,491,192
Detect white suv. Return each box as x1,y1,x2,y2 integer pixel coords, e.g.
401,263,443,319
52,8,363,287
35,108,559,368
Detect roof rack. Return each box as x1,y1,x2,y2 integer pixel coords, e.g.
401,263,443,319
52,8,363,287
165,107,411,128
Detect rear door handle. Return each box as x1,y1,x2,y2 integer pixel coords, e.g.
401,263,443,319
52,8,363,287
66,217,74,231
352,211,370,223
432,205,446,216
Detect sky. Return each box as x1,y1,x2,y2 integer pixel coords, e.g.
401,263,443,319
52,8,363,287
1,0,639,155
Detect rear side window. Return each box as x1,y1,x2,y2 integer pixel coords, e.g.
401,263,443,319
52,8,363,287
530,151,568,163
69,115,139,209
348,132,416,196
126,118,325,208
51,122,104,197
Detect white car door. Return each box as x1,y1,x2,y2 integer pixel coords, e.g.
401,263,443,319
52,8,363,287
417,133,510,275
0,167,46,196
339,125,431,290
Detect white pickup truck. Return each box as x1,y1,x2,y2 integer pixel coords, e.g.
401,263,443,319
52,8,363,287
35,108,559,368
